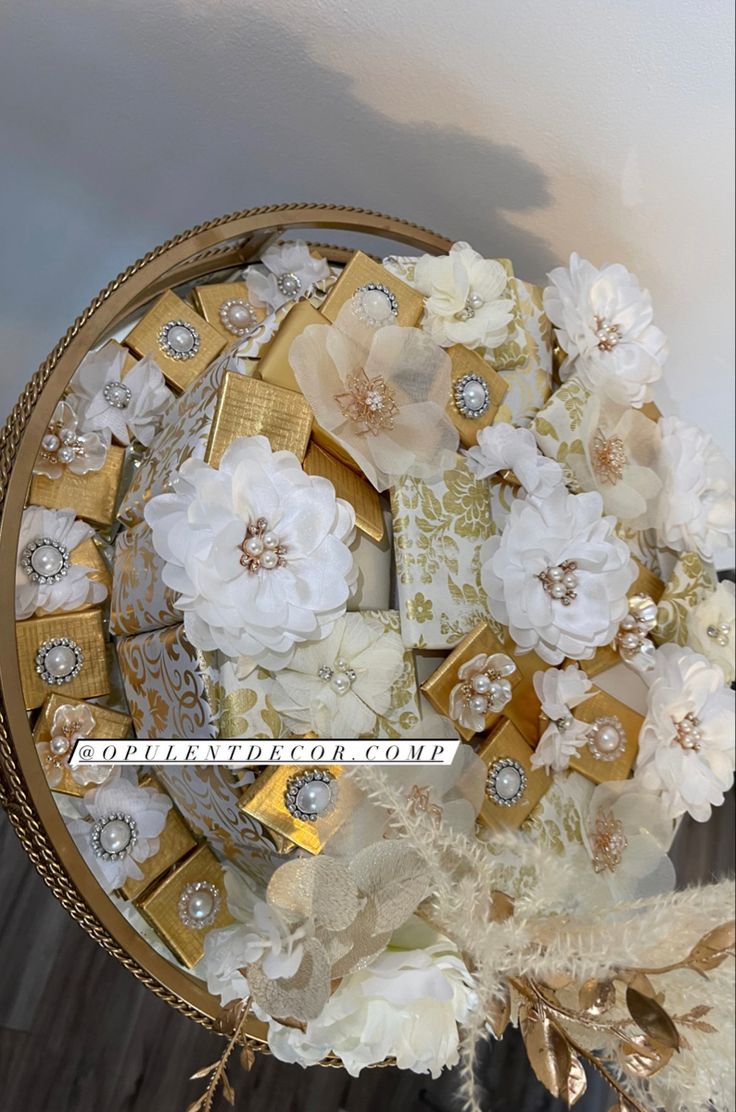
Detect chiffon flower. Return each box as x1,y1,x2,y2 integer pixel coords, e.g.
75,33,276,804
655,416,735,561
567,395,662,527
67,777,171,893
412,242,513,351
448,651,517,734
543,253,667,406
582,781,675,902
465,423,564,498
531,665,594,772
36,702,115,790
15,505,107,619
635,644,736,822
267,612,406,738
266,920,476,1078
144,436,357,670
289,304,459,491
245,240,331,312
480,488,636,664
33,399,107,479
71,345,173,446
687,581,736,685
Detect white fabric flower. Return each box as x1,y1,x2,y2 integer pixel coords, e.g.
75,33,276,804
582,780,675,902
531,665,594,772
245,240,331,312
67,777,171,893
465,423,564,498
202,900,305,1006
412,242,513,351
480,488,636,664
448,651,517,734
267,613,405,738
289,304,459,491
266,921,476,1078
688,581,736,684
635,644,736,822
36,702,116,790
655,416,735,561
33,399,107,479
543,253,667,407
567,395,662,527
71,346,173,446
15,505,107,619
144,436,357,670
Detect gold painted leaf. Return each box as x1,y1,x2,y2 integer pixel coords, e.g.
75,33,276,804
221,1071,236,1106
189,1062,218,1080
519,1002,584,1102
579,978,616,1016
626,986,680,1051
487,987,511,1038
687,920,736,971
239,1043,256,1071
620,1033,674,1077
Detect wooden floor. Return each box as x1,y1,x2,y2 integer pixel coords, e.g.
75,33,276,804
0,792,732,1112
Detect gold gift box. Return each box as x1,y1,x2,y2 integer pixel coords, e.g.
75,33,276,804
192,281,268,339
566,688,642,785
239,764,359,854
110,520,179,637
204,372,313,467
17,609,110,710
30,444,125,530
119,776,197,901
117,624,218,740
577,560,666,679
32,692,131,797
136,844,234,968
421,621,523,742
447,346,508,448
476,718,551,831
303,442,384,543
321,250,423,327
124,290,226,392
98,338,139,375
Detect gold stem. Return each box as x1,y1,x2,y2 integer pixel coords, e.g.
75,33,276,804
201,998,252,1112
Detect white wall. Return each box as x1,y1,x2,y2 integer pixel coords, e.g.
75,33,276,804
1,2,733,466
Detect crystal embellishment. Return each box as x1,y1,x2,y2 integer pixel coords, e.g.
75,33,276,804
592,428,627,484
21,537,70,584
91,813,138,861
594,316,622,351
102,380,132,410
178,881,221,929
335,369,399,436
538,560,579,605
454,373,491,419
277,272,302,298
672,712,703,752
284,769,336,822
486,758,527,807
35,637,84,685
586,715,627,761
351,282,399,327
219,298,258,336
158,320,201,361
239,518,287,572
590,809,628,873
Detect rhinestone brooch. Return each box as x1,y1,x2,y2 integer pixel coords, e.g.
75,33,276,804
178,881,221,929
21,537,70,585
454,373,490,419
284,769,336,822
91,813,138,861
35,637,84,685
158,320,201,361
102,380,132,410
486,758,527,807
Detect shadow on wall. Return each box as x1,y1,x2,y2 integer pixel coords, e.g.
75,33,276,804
0,4,555,417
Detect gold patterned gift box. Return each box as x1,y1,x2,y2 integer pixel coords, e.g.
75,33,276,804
30,444,126,530
17,609,110,710
124,290,227,393
32,692,132,797
239,764,362,855
110,520,179,637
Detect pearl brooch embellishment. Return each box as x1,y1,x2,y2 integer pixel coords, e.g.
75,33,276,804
453,373,490,419
35,637,84,685
486,758,527,807
158,320,201,360
351,282,399,327
284,769,336,822
219,298,258,336
91,813,138,861
538,560,579,605
240,518,288,573
102,380,132,410
21,537,70,585
586,715,627,762
178,881,221,929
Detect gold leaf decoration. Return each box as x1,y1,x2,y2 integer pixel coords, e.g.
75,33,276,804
519,1002,585,1102
687,919,736,972
620,1033,674,1077
626,986,680,1051
487,987,511,1038
579,978,616,1016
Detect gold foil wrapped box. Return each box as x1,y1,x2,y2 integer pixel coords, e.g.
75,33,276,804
239,765,360,855
204,372,312,466
476,718,551,831
125,290,226,392
321,250,424,327
18,609,110,710
110,520,179,637
119,775,198,901
33,693,131,797
192,281,268,339
566,688,643,785
30,445,125,530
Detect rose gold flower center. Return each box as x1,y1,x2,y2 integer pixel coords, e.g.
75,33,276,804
592,429,627,484
335,370,399,436
594,316,622,352
672,712,702,752
591,809,627,873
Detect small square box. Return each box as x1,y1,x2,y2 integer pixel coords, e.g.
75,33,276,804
447,346,508,448
303,442,384,543
476,718,551,831
32,692,131,796
204,372,313,467
136,844,234,968
17,609,110,710
119,776,197,901
29,445,126,530
421,621,523,742
566,688,643,785
239,765,359,855
192,281,269,340
321,251,424,327
125,291,226,392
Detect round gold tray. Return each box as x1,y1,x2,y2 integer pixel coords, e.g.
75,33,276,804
0,204,452,1038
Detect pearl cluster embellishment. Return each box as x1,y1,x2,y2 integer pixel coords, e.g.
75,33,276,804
538,560,579,605
318,658,357,697
35,637,84,685
219,298,258,336
594,316,622,352
707,621,732,648
453,372,490,419
590,809,628,874
240,518,287,573
457,663,513,721
40,426,86,469
91,813,138,860
486,757,527,807
615,593,658,666
351,282,399,327
158,320,200,361
454,291,485,321
586,715,627,762
21,536,70,584
672,712,703,752
277,271,303,298
178,881,221,929
284,769,336,822
591,428,627,484
102,380,132,410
